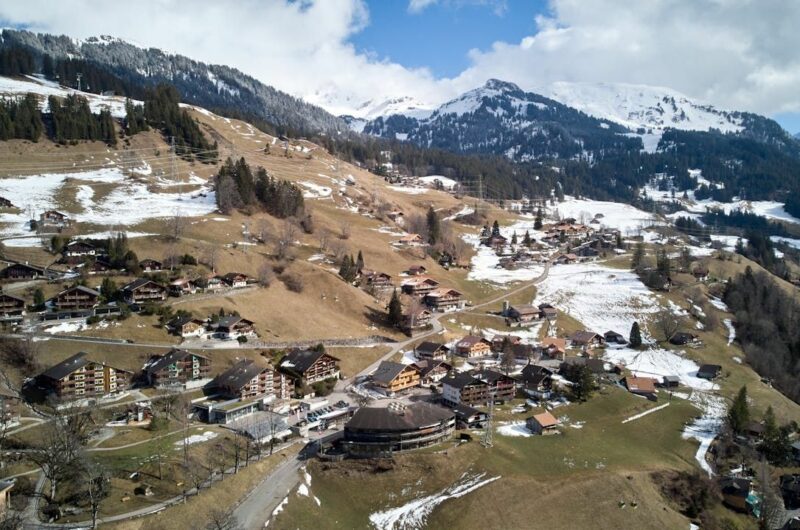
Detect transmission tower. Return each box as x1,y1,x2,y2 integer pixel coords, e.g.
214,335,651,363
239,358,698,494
481,394,494,448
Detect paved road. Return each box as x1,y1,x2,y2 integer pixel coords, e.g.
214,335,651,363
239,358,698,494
233,453,304,529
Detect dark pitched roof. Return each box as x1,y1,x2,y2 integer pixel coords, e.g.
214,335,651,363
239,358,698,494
412,359,451,378
145,348,208,375
212,359,269,392
281,349,340,375
40,352,90,380
218,315,249,328
698,364,722,378
372,361,416,385
168,314,202,328
475,370,514,385
415,341,448,355
450,403,485,420
57,285,100,297
123,278,163,291
519,365,553,386
571,330,602,343
345,402,453,432
441,372,485,390
720,477,750,498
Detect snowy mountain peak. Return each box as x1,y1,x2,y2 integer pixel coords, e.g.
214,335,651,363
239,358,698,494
539,81,744,134
483,79,521,93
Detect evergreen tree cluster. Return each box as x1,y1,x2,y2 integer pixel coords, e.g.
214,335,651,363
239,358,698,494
215,157,304,218
144,84,217,161
338,254,360,284
44,56,148,99
124,99,149,135
0,94,44,141
723,267,800,403
0,47,35,76
48,95,116,145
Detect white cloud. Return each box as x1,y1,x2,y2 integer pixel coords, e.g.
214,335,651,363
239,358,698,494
1,0,799,118
408,0,508,16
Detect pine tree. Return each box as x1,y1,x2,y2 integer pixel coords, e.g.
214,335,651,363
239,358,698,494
491,220,500,237
355,250,364,273
510,231,517,246
727,386,749,435
522,230,532,247
338,255,355,283
760,406,792,465
534,207,543,230
629,321,642,348
387,289,403,328
426,206,440,245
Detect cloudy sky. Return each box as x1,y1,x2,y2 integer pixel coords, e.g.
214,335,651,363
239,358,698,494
2,0,799,131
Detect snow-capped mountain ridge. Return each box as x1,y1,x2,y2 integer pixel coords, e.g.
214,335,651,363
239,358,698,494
539,81,744,134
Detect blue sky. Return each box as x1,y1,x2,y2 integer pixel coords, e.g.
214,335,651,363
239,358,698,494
352,1,546,78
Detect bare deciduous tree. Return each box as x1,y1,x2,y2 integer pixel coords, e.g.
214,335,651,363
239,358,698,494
169,209,185,240
257,261,275,287
203,246,220,273
317,228,331,252
339,221,351,240
204,508,244,530
274,220,298,260
654,310,683,342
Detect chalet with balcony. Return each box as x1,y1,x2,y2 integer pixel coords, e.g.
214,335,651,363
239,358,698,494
89,258,113,275
210,359,275,401
167,314,207,338
37,352,132,400
144,348,211,388
122,278,167,305
0,262,47,281
424,287,465,312
360,270,393,290
518,365,553,399
169,278,197,297
538,303,558,322
541,337,567,360
371,361,421,394
53,285,100,310
279,349,340,385
412,359,452,386
0,293,25,321
403,308,432,332
455,335,492,358
139,259,163,273
475,370,517,403
414,341,449,361
204,275,226,292
401,276,440,296
221,272,253,289
441,373,490,407
214,316,256,340
61,240,98,264
39,210,70,230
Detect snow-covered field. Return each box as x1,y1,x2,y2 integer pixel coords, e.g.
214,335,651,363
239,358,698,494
369,473,500,530
299,181,332,199
463,218,546,284
497,421,532,437
554,197,659,235
0,75,136,118
533,263,661,335
417,175,458,190
0,168,215,238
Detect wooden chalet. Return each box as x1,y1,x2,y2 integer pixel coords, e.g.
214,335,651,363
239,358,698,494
0,293,25,320
541,337,567,360
475,370,517,403
88,259,113,275
215,316,256,339
169,278,197,297
210,359,275,400
412,359,452,386
441,373,489,406
401,276,440,296
603,330,627,344
167,314,206,338
624,376,658,400
570,330,605,348
406,265,427,276
424,287,464,312
62,240,98,263
204,275,226,292
221,272,253,289
53,285,100,310
455,335,492,358
37,352,132,400
491,334,521,353
538,303,558,322
359,269,393,290
0,262,47,281
279,349,340,385
139,259,163,273
506,304,541,324
414,341,449,361
518,365,553,399
670,332,699,346
403,308,432,332
697,364,722,380
144,348,211,388
526,411,560,435
371,361,420,394
39,210,70,229
122,278,167,305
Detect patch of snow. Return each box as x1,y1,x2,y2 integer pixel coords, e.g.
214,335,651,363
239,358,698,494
724,319,736,346
299,181,332,199
43,321,86,334
175,430,219,448
497,421,532,437
369,473,500,530
554,196,659,235
621,403,670,424
388,185,429,195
